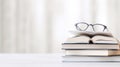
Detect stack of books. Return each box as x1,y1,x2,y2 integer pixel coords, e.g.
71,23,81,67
62,31,120,62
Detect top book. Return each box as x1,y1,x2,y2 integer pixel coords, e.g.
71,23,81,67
64,31,119,44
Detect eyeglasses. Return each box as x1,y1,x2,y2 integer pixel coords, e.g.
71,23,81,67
75,22,108,32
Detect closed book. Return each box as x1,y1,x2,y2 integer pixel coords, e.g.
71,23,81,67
64,50,120,56
62,44,120,49
63,56,120,62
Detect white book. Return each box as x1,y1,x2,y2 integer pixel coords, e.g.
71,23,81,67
64,50,120,56
62,44,120,49
63,56,120,62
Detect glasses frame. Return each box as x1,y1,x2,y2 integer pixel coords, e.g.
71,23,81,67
75,22,108,32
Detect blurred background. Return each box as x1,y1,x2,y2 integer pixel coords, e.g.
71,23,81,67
0,0,120,53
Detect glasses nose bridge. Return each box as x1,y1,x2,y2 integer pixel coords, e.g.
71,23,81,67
89,24,94,28
89,24,95,31
89,24,93,26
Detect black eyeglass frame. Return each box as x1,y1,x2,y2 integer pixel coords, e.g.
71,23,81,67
75,22,108,32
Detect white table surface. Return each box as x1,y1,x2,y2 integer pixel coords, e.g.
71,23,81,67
0,53,120,67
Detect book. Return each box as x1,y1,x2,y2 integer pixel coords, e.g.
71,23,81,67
65,31,119,44
69,31,113,37
63,56,120,62
64,50,120,56
62,44,120,49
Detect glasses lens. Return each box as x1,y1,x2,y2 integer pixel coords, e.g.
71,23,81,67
76,23,88,31
93,25,105,32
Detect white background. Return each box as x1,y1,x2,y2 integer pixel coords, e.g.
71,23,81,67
0,0,120,53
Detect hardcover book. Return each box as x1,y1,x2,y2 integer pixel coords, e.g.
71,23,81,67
63,55,120,62
64,50,120,56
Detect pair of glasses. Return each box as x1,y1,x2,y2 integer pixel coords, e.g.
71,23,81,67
75,22,108,32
